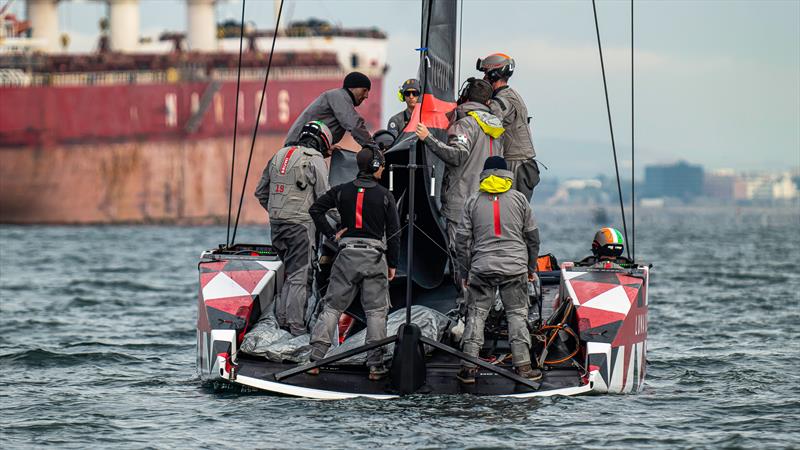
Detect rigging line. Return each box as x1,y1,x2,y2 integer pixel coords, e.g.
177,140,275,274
230,0,285,246
413,223,468,273
631,0,635,261
387,220,409,243
456,0,464,88
226,0,247,248
591,0,631,261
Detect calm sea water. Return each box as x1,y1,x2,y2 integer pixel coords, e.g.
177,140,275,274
1,206,799,449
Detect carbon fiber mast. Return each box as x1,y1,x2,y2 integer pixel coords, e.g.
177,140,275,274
389,0,446,394
385,0,540,394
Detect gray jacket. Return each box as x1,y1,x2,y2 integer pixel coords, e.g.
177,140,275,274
284,88,375,148
488,86,536,161
254,145,330,224
423,101,504,223
387,109,411,137
455,168,540,278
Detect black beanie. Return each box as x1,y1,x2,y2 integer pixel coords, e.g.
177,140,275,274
343,72,371,90
483,156,507,171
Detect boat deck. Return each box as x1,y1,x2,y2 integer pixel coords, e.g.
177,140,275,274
234,352,583,397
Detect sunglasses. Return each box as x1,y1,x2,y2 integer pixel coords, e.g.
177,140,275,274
403,90,420,98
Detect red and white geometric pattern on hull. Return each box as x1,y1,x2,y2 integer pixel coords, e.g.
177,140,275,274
196,258,284,380
561,264,650,394
196,259,284,336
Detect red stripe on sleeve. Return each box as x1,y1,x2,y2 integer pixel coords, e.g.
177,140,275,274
279,147,297,175
355,189,364,229
489,138,493,156
493,196,501,236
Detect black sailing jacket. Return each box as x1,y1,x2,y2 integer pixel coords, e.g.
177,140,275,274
309,173,401,268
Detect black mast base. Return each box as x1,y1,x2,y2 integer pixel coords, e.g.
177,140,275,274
390,323,427,395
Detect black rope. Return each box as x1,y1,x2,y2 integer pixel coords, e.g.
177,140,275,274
230,0,284,246
592,0,631,261
630,0,636,261
225,0,247,247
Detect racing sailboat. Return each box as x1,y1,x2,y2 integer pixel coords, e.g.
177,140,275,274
196,0,650,399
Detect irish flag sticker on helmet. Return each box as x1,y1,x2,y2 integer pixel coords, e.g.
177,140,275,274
592,227,625,257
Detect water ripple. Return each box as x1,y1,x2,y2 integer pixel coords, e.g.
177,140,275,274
1,210,799,448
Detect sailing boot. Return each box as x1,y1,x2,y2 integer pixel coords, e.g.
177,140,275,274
307,343,327,376
368,365,389,381
456,366,477,384
515,364,543,381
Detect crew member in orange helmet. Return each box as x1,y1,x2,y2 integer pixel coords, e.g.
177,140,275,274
477,53,540,201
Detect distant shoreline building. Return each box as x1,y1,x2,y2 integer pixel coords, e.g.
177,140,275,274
530,164,797,207
639,161,798,205
703,169,747,200
644,161,704,201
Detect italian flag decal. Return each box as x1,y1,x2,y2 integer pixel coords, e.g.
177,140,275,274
355,188,364,229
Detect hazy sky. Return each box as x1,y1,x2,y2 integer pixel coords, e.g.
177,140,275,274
12,0,800,178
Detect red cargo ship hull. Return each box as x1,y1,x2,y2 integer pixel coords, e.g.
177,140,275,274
0,78,383,224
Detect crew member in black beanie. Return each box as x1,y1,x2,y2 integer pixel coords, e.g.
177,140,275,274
342,71,371,91
285,71,376,149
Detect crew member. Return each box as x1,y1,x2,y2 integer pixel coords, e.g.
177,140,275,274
285,71,376,149
387,78,420,137
308,147,400,381
415,77,504,294
315,129,396,300
254,121,333,336
478,53,539,201
454,156,542,384
576,227,634,269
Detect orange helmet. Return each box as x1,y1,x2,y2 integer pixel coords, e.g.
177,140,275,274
477,53,515,82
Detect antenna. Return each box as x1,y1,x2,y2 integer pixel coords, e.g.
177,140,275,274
225,0,247,247
229,0,285,246
592,0,631,261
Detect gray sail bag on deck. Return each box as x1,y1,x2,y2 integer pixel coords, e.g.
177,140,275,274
328,305,451,365
240,305,450,365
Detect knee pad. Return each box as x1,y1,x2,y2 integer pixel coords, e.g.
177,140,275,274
467,306,490,318
506,307,528,319
364,306,388,317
